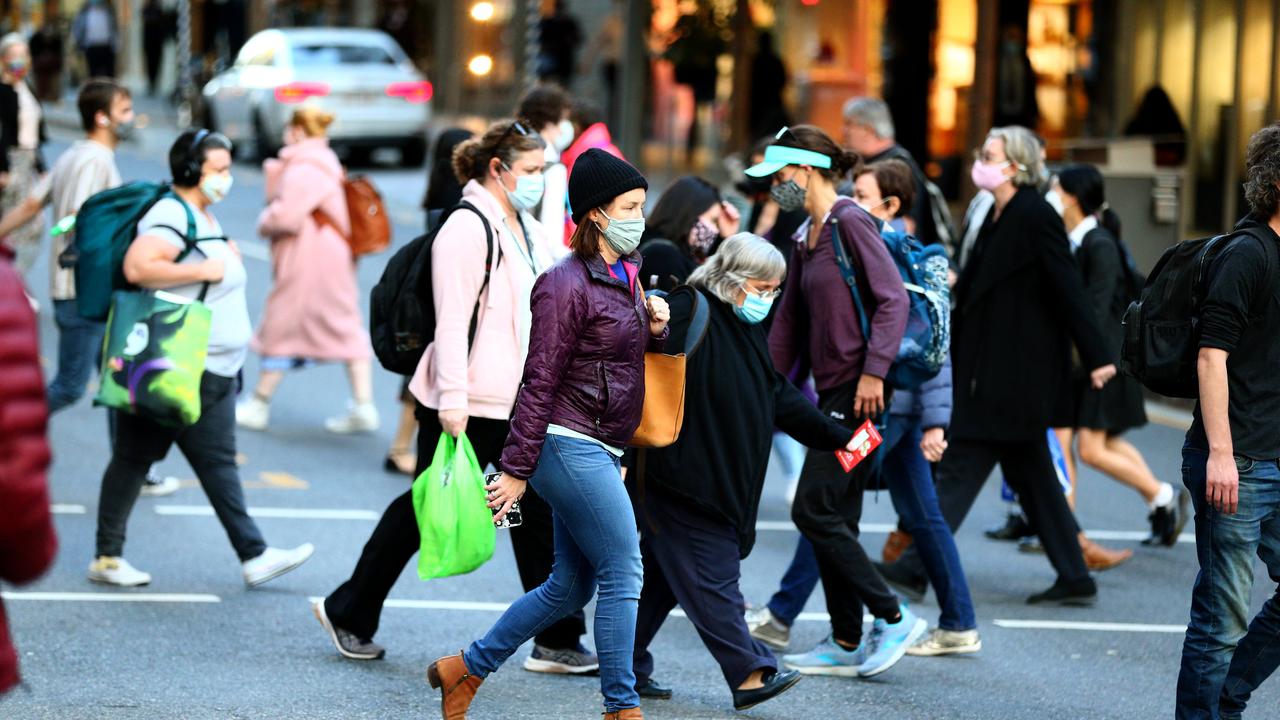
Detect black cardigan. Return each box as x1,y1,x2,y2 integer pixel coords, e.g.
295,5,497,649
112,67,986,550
642,290,850,557
950,186,1113,442
1076,226,1128,359
0,82,47,174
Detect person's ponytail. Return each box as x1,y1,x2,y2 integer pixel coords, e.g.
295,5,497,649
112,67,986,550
451,138,485,184
1099,206,1123,241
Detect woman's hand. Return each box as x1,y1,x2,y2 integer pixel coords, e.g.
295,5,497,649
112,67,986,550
716,200,741,237
853,375,885,418
920,427,949,463
439,409,469,438
1090,364,1117,390
646,294,670,336
487,472,528,524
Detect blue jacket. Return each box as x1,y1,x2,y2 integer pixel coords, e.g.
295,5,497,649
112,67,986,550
888,357,952,430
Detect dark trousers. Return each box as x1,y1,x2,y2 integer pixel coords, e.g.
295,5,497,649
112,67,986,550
633,490,775,689
790,380,901,645
896,436,1090,585
83,45,116,79
96,372,266,560
325,405,586,646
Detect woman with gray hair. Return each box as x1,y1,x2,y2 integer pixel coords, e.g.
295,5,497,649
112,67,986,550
629,233,859,711
0,33,46,277
907,125,1119,606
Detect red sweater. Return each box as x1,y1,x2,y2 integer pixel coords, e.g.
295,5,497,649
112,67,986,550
0,251,56,695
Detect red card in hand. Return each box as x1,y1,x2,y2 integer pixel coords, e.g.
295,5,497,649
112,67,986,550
835,420,883,473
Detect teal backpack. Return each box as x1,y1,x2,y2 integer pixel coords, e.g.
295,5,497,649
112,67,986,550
73,181,187,321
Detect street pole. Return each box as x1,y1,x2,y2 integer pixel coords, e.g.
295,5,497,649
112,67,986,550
177,0,193,127
526,0,539,87
618,0,647,162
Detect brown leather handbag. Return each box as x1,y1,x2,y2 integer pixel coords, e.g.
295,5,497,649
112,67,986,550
629,287,710,448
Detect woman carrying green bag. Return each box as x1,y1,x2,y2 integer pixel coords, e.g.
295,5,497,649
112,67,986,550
90,129,314,590
412,432,494,580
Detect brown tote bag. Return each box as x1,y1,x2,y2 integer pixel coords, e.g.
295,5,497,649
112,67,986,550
629,286,710,448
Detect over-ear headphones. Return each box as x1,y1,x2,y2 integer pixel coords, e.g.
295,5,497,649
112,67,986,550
174,128,210,187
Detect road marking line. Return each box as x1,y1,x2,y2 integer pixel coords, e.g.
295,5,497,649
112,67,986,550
758,520,1193,543
1,591,220,603
155,505,380,521
994,619,1186,634
143,506,1191,543
51,503,87,514
1145,401,1193,430
309,598,1187,635
303,597,864,624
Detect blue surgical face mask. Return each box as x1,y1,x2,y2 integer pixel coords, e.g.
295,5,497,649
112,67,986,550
501,163,544,211
596,208,645,255
734,287,774,324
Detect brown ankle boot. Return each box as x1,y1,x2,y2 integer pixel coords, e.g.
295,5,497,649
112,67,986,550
1078,532,1133,571
426,653,482,720
603,709,644,720
882,529,914,564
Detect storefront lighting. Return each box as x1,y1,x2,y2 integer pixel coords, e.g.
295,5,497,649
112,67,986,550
471,2,495,22
468,54,494,76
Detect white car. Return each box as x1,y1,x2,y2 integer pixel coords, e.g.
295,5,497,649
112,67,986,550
201,28,432,166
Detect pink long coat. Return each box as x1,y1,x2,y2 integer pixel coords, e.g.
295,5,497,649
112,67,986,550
252,137,371,362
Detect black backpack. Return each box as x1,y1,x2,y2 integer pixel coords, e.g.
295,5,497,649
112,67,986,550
369,201,496,375
1121,225,1276,398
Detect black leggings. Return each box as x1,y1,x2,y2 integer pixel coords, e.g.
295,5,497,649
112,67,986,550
324,404,587,647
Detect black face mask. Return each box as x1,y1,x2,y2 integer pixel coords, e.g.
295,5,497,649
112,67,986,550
736,175,773,197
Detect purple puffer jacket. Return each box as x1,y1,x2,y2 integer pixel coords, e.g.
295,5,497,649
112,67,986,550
500,250,668,479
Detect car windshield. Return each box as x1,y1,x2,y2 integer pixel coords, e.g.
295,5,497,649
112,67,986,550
291,44,396,67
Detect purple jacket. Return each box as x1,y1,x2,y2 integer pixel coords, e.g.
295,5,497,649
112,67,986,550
770,198,909,391
500,251,668,478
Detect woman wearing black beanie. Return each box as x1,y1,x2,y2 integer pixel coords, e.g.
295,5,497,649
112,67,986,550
428,148,670,720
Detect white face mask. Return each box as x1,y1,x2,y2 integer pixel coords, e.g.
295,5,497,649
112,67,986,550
1044,189,1065,217
555,119,575,152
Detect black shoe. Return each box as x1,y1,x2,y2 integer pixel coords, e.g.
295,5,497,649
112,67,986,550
1026,578,1098,607
872,560,928,603
1144,488,1191,547
732,669,802,711
986,513,1034,541
1017,536,1045,554
636,678,673,700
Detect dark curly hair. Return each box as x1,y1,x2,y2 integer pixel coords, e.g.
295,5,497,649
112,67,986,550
1245,123,1280,220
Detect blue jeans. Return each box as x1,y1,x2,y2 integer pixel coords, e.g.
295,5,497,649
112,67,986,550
464,435,643,713
1176,447,1280,720
47,299,106,414
768,414,976,631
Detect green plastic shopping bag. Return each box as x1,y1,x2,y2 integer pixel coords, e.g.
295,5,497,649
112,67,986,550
94,289,211,426
413,432,496,579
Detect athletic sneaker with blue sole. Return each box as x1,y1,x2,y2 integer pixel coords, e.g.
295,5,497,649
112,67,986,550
857,605,928,677
782,635,868,677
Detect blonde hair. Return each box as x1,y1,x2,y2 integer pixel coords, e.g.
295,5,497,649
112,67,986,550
986,126,1043,187
290,105,336,138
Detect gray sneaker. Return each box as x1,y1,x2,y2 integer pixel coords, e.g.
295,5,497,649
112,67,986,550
905,627,982,657
312,600,385,660
522,644,600,674
745,606,791,651
140,470,181,497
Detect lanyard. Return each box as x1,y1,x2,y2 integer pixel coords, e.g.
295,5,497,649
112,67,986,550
504,213,538,275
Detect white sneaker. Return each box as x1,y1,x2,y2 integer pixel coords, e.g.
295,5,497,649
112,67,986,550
236,395,271,431
324,402,380,434
140,471,181,497
88,556,152,587
242,543,315,587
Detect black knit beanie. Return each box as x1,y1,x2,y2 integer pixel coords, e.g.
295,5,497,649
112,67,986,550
568,148,649,224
